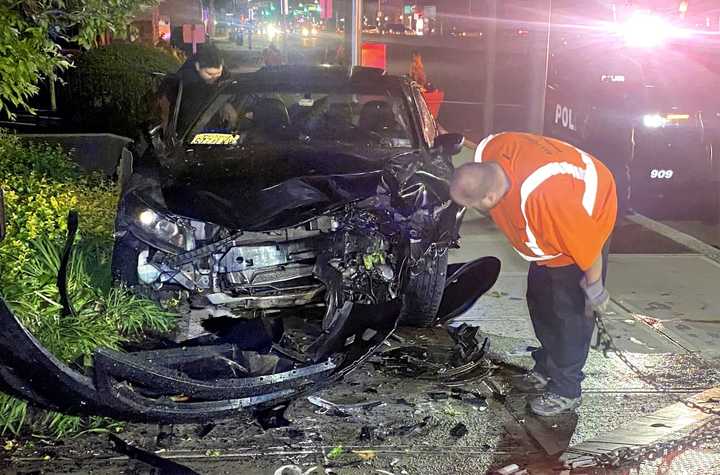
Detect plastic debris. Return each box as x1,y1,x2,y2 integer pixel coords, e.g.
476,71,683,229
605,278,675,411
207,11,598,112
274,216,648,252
492,464,521,475
352,449,377,461
307,395,382,416
327,445,344,459
108,434,199,475
450,422,468,438
359,426,375,441
274,466,303,475
390,416,432,436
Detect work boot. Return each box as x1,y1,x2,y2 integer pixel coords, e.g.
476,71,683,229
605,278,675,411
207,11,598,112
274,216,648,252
512,370,549,393
529,392,581,416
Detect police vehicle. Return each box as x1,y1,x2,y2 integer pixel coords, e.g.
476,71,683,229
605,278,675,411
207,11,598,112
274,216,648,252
544,2,720,222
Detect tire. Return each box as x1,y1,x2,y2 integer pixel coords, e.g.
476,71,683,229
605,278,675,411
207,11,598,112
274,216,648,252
399,251,449,327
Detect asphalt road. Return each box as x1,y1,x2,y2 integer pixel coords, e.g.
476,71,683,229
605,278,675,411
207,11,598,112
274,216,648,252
381,38,530,142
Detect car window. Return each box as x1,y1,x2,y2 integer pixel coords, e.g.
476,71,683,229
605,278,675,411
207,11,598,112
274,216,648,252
187,89,415,150
413,87,438,146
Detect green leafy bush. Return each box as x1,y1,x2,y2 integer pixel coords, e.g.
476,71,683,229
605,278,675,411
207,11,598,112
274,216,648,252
63,42,181,137
0,130,115,281
0,130,175,437
0,1,161,118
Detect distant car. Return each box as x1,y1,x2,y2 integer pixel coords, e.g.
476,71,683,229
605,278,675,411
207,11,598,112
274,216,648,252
301,25,319,37
386,23,412,35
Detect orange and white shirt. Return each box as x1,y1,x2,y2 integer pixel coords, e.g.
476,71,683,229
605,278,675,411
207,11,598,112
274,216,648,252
475,132,617,270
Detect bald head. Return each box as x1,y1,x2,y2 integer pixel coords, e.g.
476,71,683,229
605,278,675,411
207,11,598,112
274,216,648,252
450,162,509,212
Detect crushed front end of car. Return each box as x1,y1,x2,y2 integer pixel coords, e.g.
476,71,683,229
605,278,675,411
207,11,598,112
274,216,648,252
0,164,500,424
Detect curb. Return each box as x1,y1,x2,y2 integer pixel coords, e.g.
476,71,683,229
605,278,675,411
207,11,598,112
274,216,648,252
626,213,720,264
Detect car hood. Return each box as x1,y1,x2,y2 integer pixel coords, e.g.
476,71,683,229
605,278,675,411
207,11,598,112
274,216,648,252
155,146,420,230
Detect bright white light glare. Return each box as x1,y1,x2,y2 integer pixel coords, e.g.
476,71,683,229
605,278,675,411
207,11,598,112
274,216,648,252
621,12,671,48
267,24,279,40
643,114,666,128
138,210,158,226
301,27,310,37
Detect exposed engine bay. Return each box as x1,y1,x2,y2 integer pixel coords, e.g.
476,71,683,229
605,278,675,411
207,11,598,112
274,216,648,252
134,202,404,316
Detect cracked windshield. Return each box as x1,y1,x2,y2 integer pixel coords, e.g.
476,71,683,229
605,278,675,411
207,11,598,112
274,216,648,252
1,0,720,474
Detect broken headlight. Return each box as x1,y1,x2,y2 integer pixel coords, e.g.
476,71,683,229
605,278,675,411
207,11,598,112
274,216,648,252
135,209,186,250
120,193,191,253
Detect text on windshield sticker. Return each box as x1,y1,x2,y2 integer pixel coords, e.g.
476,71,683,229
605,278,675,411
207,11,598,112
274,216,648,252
191,133,240,145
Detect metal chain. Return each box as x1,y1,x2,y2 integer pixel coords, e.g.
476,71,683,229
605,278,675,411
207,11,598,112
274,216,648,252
587,312,720,468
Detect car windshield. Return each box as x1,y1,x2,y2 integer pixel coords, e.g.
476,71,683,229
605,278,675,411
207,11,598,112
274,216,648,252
187,88,416,150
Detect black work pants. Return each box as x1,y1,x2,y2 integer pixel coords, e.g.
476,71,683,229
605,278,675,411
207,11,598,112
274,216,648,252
526,241,610,399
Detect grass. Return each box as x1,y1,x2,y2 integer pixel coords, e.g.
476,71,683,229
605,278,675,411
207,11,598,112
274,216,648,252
0,130,176,438
0,238,176,438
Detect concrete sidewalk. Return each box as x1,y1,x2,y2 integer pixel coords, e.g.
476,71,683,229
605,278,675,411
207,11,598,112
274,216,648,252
449,196,720,471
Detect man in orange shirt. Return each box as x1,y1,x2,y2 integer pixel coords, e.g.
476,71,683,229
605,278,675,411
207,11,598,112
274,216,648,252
450,132,617,416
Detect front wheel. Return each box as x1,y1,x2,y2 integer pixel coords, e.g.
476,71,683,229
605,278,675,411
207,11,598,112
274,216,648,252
399,251,448,327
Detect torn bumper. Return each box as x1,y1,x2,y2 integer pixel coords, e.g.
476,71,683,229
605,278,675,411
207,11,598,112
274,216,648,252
0,296,404,423
0,248,498,423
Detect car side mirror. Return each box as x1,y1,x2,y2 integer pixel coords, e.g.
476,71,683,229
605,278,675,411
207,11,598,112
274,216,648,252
433,133,465,156
0,188,5,243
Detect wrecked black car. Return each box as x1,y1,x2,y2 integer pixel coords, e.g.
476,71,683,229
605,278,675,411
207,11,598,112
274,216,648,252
113,65,471,330
0,67,501,423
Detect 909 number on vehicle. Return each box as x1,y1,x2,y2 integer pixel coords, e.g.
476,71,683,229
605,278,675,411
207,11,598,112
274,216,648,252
650,169,674,179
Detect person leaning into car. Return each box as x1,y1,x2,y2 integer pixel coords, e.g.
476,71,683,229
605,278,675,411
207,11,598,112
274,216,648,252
158,44,235,135
449,132,617,417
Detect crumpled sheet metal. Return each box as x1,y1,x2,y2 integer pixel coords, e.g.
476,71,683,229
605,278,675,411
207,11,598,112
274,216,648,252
0,254,499,423
0,294,403,423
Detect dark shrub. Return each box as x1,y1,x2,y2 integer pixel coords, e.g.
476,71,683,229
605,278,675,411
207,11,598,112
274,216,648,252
64,42,181,138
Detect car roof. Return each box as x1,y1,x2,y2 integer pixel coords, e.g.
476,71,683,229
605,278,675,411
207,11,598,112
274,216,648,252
224,65,409,94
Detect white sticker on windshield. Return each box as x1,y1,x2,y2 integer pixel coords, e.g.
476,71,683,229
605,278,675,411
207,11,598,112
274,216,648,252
391,138,412,148
190,133,240,145
299,98,315,107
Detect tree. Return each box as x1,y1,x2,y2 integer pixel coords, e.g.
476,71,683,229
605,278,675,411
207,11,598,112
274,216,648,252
0,0,157,119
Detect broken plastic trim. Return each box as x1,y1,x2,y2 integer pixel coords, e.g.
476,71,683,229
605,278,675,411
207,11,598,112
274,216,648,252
58,210,78,317
437,257,501,323
0,212,500,423
0,188,5,243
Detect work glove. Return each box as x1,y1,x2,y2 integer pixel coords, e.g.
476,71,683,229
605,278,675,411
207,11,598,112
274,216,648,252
580,277,610,313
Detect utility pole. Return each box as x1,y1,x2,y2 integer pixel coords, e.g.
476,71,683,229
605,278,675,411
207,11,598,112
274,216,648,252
350,0,363,66
483,0,497,136
526,0,552,134
281,0,289,63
